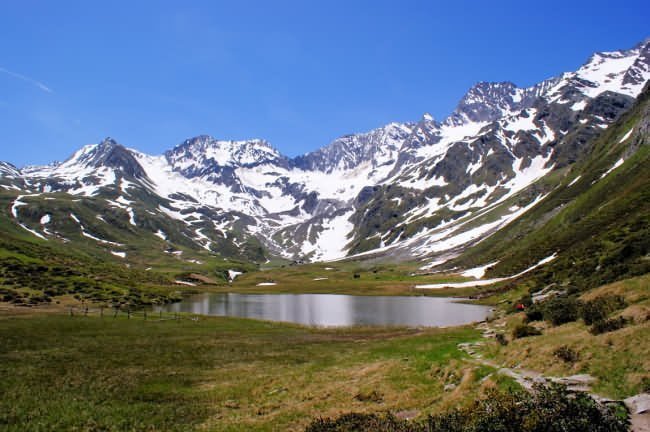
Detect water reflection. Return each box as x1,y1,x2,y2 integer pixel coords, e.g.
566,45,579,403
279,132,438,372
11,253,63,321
154,293,492,327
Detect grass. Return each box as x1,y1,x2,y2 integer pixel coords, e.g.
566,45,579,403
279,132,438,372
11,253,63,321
482,274,650,399
221,261,483,298
0,189,260,307
0,309,492,431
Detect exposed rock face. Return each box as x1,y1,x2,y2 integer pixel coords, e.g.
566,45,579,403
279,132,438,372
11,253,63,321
86,138,148,179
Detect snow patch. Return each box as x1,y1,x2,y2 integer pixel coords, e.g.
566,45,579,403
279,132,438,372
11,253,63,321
11,194,39,218
126,208,136,226
17,223,47,240
503,110,537,131
304,210,355,261
619,128,634,143
600,158,624,178
228,270,243,281
419,258,449,270
415,253,557,289
81,230,123,246
568,175,582,187
461,261,499,279
571,100,587,111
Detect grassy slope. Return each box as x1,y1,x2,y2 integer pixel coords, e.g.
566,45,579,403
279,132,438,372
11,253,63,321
225,261,483,297
483,273,650,399
0,190,257,306
0,311,502,432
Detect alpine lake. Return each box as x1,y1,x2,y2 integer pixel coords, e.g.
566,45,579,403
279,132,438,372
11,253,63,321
154,292,493,327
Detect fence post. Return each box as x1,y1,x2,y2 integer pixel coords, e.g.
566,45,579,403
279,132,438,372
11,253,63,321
69,306,73,317
144,310,147,321
127,308,131,319
113,307,118,318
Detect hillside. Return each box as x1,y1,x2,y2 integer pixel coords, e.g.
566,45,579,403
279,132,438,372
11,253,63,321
443,82,650,293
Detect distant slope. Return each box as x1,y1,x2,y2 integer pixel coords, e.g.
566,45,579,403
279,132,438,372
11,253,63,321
447,82,650,291
0,187,257,307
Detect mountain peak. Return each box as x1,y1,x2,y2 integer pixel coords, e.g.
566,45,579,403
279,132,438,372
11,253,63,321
60,137,147,179
164,135,284,178
99,137,119,148
0,161,20,177
292,121,413,173
445,81,529,126
421,112,435,122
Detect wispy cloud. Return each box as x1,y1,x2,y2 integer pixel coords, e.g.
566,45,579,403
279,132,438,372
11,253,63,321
0,66,53,93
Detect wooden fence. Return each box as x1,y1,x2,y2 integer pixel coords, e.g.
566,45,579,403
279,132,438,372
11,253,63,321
66,305,199,322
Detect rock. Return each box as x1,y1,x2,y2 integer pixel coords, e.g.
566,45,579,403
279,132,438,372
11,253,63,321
625,393,650,432
626,394,650,414
395,409,419,420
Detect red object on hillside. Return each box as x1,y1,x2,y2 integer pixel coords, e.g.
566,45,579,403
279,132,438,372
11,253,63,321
515,303,526,311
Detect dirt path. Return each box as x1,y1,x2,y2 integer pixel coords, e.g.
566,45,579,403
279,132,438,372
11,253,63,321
460,322,649,432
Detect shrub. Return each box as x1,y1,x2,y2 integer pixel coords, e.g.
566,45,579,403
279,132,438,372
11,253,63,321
553,345,580,363
581,295,627,325
524,304,544,322
512,324,542,339
590,317,628,335
306,384,629,432
354,390,383,403
543,296,580,326
495,333,508,346
517,293,533,308
306,413,414,432
642,377,650,393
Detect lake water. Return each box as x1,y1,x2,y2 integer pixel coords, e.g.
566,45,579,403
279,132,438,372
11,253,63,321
153,293,492,327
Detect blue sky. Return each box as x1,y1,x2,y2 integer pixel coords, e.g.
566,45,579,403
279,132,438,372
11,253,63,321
1,0,648,166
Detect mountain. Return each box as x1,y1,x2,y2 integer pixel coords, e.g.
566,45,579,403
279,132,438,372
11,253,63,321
1,38,648,272
445,80,650,291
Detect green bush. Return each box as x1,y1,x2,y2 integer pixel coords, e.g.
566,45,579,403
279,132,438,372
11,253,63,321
581,295,627,325
306,413,412,432
306,384,629,432
512,324,542,339
524,304,544,322
495,333,508,346
553,345,580,363
354,390,383,403
590,317,628,335
543,296,580,326
517,293,533,308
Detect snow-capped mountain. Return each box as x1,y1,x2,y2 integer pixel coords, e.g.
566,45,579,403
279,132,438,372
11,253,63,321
2,39,649,265
0,161,19,177
165,136,287,175
293,122,414,173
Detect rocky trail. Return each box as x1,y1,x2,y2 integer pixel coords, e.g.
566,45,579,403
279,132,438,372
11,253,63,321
458,321,650,432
